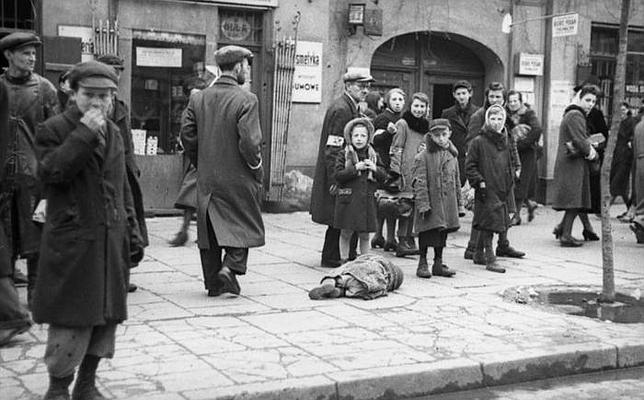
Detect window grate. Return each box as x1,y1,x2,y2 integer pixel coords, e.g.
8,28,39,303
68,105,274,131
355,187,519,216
0,0,36,31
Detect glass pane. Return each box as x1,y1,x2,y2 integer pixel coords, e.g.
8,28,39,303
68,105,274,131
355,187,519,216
591,27,618,56
219,9,263,45
628,31,644,53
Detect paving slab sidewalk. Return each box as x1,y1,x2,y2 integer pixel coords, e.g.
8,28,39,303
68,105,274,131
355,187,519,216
2,207,643,400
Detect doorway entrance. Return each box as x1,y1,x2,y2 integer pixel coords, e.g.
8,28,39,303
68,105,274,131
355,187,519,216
370,31,486,118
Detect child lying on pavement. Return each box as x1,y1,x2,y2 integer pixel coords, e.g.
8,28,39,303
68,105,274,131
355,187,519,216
308,254,404,300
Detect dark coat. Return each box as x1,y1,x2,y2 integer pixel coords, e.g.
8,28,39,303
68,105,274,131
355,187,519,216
506,104,542,202
113,98,148,249
0,73,59,257
610,116,635,199
332,145,385,232
466,127,515,233
0,80,10,278
372,108,400,169
32,106,140,327
441,102,479,185
390,117,427,195
633,118,644,207
181,75,265,249
412,138,461,235
551,106,594,211
311,93,360,225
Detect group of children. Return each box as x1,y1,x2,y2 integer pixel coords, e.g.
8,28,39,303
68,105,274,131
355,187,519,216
324,89,518,281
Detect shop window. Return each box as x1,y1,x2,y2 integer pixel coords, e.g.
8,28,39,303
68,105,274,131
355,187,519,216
0,0,36,30
219,9,263,46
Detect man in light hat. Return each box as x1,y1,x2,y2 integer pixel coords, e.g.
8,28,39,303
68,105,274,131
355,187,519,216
311,69,374,268
0,32,60,307
33,60,142,399
97,54,148,293
181,45,264,297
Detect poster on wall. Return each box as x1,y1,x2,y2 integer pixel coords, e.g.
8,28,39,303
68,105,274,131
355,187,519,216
136,47,182,68
292,41,322,103
58,25,94,62
546,80,575,179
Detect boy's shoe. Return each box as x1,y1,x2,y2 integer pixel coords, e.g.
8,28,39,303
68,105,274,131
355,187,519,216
464,247,474,260
416,256,432,278
217,267,241,295
383,239,398,252
496,245,525,258
43,374,74,400
371,235,385,249
395,239,416,257
432,261,455,277
309,282,342,300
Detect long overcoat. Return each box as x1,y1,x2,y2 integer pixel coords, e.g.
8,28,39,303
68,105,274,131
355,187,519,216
0,73,59,257
181,75,265,249
506,104,542,201
466,127,516,233
441,102,479,185
113,98,148,249
610,116,635,199
551,105,594,211
390,118,426,195
32,106,140,327
412,138,461,235
632,118,644,206
311,93,360,226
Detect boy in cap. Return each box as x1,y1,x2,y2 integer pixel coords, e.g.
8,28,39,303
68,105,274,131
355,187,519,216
0,32,60,307
412,119,460,278
33,60,142,399
311,69,374,268
181,45,264,296
97,54,149,293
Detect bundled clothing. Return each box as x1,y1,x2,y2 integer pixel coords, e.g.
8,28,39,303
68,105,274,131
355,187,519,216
441,102,479,185
506,103,542,204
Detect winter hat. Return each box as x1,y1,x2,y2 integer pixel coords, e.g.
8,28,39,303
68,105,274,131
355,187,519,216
343,117,374,144
428,118,451,133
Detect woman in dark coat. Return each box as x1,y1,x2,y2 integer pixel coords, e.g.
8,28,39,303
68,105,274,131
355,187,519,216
506,90,542,224
610,102,635,216
466,105,517,273
551,85,601,247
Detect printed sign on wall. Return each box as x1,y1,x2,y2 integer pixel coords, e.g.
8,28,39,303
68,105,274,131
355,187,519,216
292,41,323,103
136,47,182,68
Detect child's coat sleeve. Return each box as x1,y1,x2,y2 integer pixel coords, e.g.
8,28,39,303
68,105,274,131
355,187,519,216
412,153,431,213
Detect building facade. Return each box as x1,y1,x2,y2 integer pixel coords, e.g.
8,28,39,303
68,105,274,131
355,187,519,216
12,0,644,208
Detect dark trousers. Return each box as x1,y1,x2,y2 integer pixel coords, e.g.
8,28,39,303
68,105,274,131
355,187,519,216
468,228,510,250
199,214,248,291
321,226,357,264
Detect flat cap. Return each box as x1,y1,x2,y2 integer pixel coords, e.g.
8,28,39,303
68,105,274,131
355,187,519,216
68,60,118,90
214,45,253,68
96,54,125,70
429,118,451,132
0,32,41,51
343,70,375,83
452,80,472,92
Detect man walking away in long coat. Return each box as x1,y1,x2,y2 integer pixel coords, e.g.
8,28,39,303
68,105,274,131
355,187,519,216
97,54,149,293
0,32,59,307
181,45,264,297
310,71,373,268
33,61,142,400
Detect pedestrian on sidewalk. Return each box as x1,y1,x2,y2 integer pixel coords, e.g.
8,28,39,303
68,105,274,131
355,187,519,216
97,54,149,293
610,102,635,220
463,82,524,263
465,105,520,273
629,107,644,244
181,45,264,296
0,78,32,347
506,90,542,225
390,92,431,257
0,32,60,307
311,70,373,268
371,88,406,251
551,84,602,247
332,117,385,262
33,60,143,400
308,254,403,300
412,119,460,278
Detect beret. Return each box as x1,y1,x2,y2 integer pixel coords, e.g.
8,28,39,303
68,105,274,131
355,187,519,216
343,71,375,83
68,60,118,90
429,118,451,132
0,32,41,51
96,54,125,70
214,45,253,68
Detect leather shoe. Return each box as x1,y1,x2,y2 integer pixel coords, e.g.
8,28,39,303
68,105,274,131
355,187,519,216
630,223,644,244
496,246,525,258
560,235,583,247
320,259,341,268
217,267,241,295
432,262,455,277
127,283,138,293
464,248,474,260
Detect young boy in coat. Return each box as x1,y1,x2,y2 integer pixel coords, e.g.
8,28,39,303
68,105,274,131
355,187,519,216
465,105,518,273
333,117,386,261
412,119,460,278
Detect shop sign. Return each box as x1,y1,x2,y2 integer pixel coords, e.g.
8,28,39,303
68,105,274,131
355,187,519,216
517,53,544,76
552,13,578,37
136,47,182,67
221,16,252,42
58,25,94,62
292,41,323,103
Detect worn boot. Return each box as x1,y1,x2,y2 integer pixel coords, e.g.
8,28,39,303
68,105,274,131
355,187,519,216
370,234,385,249
416,255,432,278
484,237,505,273
71,355,107,400
406,237,420,255
395,237,415,257
43,374,74,400
432,259,455,277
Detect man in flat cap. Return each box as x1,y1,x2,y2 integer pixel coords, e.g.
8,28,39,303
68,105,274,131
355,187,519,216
311,69,373,268
181,45,264,297
33,60,142,399
97,54,148,293
0,32,60,307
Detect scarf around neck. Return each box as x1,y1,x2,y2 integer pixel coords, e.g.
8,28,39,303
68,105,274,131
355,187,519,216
402,110,429,134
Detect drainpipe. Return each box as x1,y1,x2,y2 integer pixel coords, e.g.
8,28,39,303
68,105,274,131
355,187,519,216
108,0,119,20
506,0,515,89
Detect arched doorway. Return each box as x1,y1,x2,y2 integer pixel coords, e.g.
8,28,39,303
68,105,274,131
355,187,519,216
370,31,489,118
